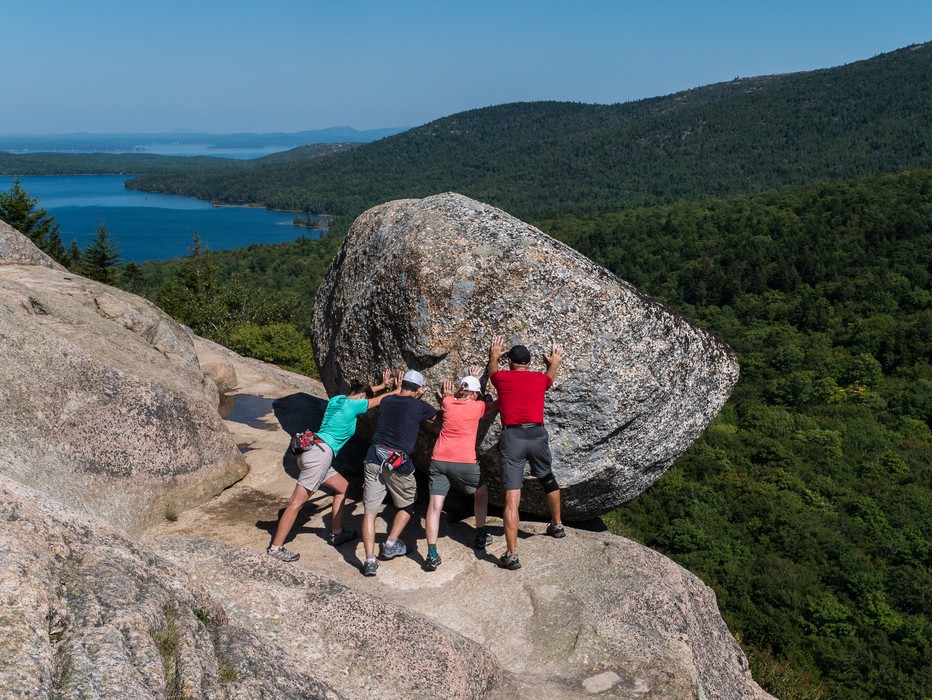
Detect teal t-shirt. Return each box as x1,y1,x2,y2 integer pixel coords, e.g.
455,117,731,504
315,395,369,454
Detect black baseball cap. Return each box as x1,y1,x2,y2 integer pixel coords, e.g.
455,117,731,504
507,345,531,364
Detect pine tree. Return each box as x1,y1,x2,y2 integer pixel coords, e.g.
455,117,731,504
82,222,121,284
0,179,68,264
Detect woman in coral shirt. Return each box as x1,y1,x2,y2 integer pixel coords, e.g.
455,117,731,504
423,368,492,571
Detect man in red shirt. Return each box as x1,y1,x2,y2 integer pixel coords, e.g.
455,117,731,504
487,336,567,570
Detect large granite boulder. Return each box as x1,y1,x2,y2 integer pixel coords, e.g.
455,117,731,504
312,193,739,519
0,229,247,534
0,475,342,699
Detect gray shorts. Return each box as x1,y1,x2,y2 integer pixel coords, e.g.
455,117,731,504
363,460,417,513
498,424,552,491
297,442,339,492
429,459,484,497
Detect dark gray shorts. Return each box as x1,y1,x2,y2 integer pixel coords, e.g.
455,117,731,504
429,459,484,497
498,424,552,491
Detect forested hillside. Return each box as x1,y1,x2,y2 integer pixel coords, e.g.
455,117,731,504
124,43,931,224
542,170,931,699
0,142,361,177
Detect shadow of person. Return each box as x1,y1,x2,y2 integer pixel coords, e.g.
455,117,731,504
254,491,332,544
272,392,328,436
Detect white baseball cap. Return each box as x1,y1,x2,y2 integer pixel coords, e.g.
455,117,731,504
459,376,481,392
402,370,425,387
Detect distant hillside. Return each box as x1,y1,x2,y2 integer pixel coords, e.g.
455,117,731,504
0,126,407,153
0,129,394,176
126,43,931,223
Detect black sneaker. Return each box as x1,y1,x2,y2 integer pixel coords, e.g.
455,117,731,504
328,528,358,546
546,522,566,538
362,559,379,576
473,532,493,550
498,552,521,570
424,554,442,571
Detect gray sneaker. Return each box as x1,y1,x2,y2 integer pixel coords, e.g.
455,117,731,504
473,532,493,550
362,558,378,576
267,545,299,563
380,539,408,560
328,528,358,546
546,523,566,539
498,552,521,570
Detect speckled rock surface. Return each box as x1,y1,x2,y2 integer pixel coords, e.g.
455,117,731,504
151,537,511,700
0,476,342,700
312,193,740,519
0,254,246,534
0,219,65,270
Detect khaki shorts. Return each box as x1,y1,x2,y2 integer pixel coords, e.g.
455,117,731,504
296,443,339,492
363,460,417,513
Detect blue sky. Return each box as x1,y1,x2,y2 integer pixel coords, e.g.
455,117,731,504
4,0,930,134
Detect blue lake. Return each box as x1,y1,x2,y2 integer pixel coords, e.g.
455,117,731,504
0,175,318,262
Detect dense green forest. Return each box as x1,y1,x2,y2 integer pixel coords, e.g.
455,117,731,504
121,43,931,224
542,170,932,699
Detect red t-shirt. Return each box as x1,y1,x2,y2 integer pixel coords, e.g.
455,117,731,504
490,370,553,425
431,396,487,463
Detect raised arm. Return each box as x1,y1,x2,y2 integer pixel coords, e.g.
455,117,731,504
543,342,566,381
487,335,506,377
367,368,402,408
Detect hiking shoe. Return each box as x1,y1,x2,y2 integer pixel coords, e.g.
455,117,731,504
498,552,521,570
379,539,408,560
546,523,566,539
267,546,299,563
424,554,442,572
362,559,379,576
328,529,358,546
473,532,493,550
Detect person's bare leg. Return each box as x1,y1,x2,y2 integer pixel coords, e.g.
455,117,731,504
322,473,350,531
426,494,445,545
270,483,311,547
546,488,562,527
503,489,521,554
362,513,378,557
473,484,489,529
388,508,411,540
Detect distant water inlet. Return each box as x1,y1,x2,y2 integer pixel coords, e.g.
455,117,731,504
0,175,323,262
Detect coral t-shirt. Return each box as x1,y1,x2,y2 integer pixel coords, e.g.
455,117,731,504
431,396,487,463
490,370,553,425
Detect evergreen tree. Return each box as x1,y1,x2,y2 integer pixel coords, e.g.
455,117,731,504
82,222,121,284
66,239,83,270
120,261,144,293
0,178,67,264
155,231,227,337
